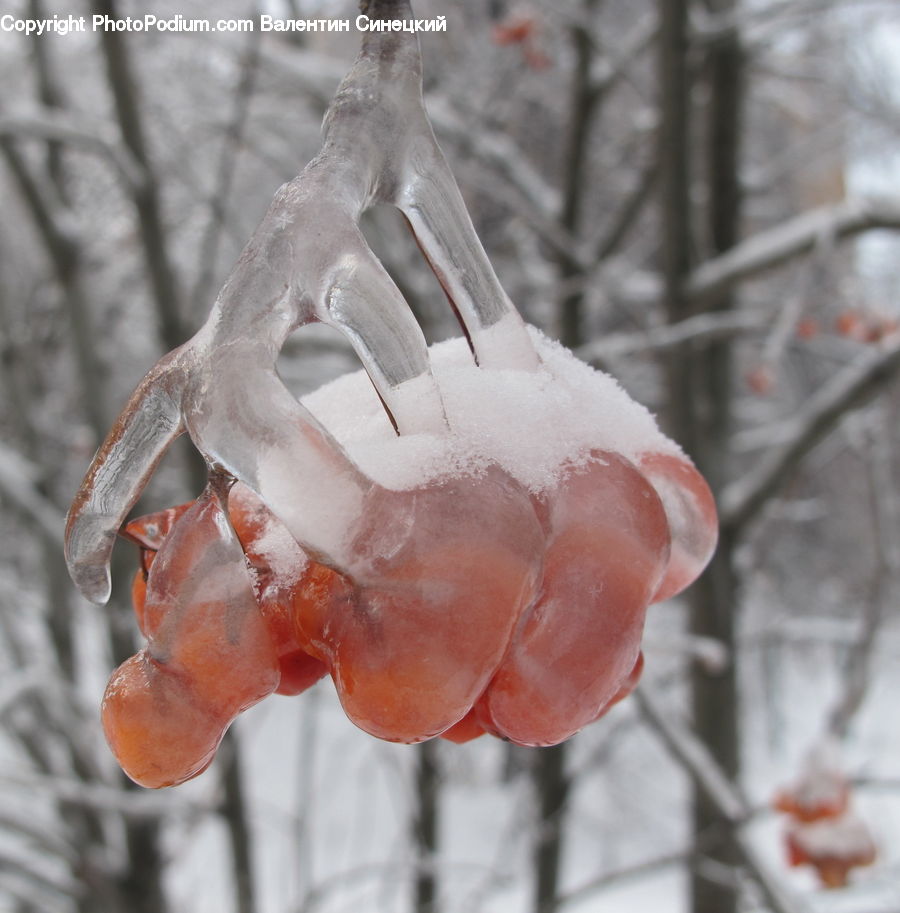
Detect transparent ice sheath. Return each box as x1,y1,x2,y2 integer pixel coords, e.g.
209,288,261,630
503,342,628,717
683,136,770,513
64,0,539,604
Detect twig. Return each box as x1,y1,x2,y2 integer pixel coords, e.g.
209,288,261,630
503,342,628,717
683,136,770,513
828,411,897,738
92,0,185,351
556,849,689,909
0,138,108,441
575,309,767,363
721,335,900,532
0,442,65,547
687,195,900,303
635,686,811,913
592,155,658,263
190,31,262,316
0,109,145,192
0,855,83,904
0,810,77,864
0,771,209,819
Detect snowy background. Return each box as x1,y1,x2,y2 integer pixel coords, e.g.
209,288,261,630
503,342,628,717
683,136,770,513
1,2,899,913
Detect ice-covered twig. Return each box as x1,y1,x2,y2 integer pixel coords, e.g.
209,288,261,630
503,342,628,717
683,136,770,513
635,687,746,822
0,850,83,904
0,108,145,192
642,633,730,674
262,45,561,228
575,310,767,363
0,770,209,819
828,412,897,739
555,849,688,910
0,442,65,547
687,195,900,304
65,0,538,603
721,335,900,532
635,686,811,913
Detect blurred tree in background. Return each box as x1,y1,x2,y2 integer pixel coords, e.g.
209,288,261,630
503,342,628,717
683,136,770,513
1,2,899,912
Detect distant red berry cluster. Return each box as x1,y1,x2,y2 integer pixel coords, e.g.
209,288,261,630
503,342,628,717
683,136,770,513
491,13,551,70
774,749,876,889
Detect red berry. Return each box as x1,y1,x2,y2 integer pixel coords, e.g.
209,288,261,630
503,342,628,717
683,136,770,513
477,453,669,745
638,452,718,603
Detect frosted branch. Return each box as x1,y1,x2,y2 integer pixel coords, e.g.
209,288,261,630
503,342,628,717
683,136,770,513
828,414,897,739
0,770,209,819
576,310,767,364
0,443,65,547
0,108,145,192
556,849,688,909
721,336,900,532
635,686,812,913
687,195,900,303
0,855,82,905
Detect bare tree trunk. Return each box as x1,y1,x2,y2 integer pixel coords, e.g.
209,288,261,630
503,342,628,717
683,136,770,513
412,740,440,913
221,736,258,913
92,0,185,352
115,819,167,913
688,8,744,913
557,4,600,348
658,0,745,909
532,744,569,913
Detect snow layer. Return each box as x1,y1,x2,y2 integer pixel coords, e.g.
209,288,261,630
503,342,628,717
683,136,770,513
302,326,679,494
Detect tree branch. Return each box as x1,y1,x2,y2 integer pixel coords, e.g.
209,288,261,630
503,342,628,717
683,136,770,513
635,687,811,913
687,195,900,303
721,335,900,532
0,138,109,441
0,109,145,192
575,309,767,364
828,413,897,738
0,771,207,819
190,32,261,316
556,849,688,909
592,155,658,263
92,0,184,350
0,441,66,548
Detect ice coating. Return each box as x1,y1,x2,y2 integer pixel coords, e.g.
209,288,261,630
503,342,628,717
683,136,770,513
102,486,280,788
302,326,681,494
65,0,722,788
227,483,309,589
474,453,671,745
64,2,540,600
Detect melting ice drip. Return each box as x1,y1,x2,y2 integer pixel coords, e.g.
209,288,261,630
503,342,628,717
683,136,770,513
65,1,717,788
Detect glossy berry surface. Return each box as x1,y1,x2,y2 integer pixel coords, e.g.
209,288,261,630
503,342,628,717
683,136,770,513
103,433,716,787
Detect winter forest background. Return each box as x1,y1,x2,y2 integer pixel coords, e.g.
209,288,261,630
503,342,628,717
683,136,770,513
1,1,899,912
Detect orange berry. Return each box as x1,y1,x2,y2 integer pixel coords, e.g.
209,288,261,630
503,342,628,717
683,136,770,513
479,454,669,746
639,452,718,603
